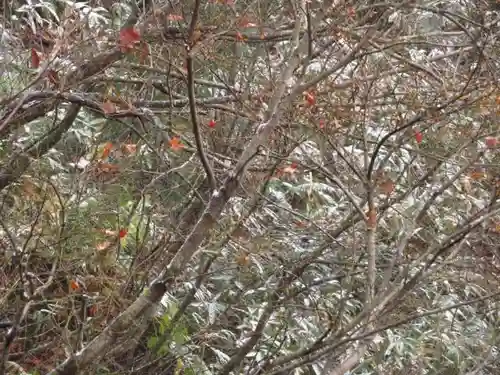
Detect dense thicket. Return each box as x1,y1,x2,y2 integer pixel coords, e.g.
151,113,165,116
0,1,499,374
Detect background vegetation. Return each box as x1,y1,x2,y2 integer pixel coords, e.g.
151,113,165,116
0,0,499,374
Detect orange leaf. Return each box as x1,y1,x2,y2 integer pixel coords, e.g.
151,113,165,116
119,27,141,51
70,280,79,291
31,48,40,68
102,142,113,159
119,228,128,238
102,101,116,115
169,136,184,151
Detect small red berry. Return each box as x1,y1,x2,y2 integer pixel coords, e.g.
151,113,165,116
208,119,216,128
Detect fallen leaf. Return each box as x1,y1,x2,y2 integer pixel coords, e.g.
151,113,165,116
169,137,184,151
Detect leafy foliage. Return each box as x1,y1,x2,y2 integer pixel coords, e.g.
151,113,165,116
0,0,499,374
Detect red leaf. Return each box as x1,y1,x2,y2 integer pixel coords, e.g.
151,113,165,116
485,137,497,148
119,228,128,238
119,27,141,51
305,92,315,106
415,131,423,144
87,305,98,317
102,142,113,159
167,14,183,21
70,280,79,291
31,48,40,68
208,119,216,128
